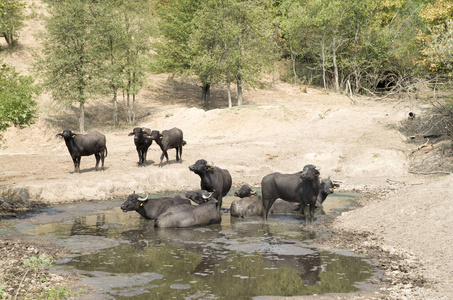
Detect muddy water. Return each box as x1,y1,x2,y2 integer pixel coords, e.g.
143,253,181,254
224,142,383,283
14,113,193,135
9,193,376,299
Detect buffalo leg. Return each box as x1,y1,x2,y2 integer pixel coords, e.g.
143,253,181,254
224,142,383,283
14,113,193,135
137,150,142,166
142,150,147,166
303,204,311,224
261,197,276,220
175,148,180,162
159,152,165,167
74,157,81,173
164,150,169,162
94,153,101,171
309,204,316,223
138,150,144,166
100,152,105,170
72,157,77,173
179,145,182,162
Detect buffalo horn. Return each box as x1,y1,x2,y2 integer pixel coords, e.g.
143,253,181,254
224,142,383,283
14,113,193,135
137,194,149,201
202,192,213,199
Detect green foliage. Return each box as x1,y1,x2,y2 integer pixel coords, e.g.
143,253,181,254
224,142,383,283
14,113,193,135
153,0,275,105
23,254,56,270
0,60,39,133
418,0,453,73
36,0,154,130
0,0,25,46
35,286,75,300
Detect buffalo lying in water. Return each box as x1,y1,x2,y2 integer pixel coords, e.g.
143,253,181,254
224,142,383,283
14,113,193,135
120,192,190,220
155,191,221,228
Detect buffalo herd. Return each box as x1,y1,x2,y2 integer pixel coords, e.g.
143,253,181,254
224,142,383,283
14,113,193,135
57,127,340,228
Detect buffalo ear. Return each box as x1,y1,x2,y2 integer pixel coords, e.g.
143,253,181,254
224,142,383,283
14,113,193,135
56,133,63,137
128,132,134,136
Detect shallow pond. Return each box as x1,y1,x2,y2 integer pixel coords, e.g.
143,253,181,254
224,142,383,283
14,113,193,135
6,193,377,299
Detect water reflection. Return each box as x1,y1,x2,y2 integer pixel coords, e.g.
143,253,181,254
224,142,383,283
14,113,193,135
15,194,373,299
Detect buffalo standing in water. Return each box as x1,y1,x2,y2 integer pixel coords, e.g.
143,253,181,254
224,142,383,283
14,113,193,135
261,164,321,223
188,159,232,210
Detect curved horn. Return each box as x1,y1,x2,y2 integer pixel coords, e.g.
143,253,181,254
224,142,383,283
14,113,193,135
250,190,257,195
137,194,149,201
315,166,321,171
202,192,213,199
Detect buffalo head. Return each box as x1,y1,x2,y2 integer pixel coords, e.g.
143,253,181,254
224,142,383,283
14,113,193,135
149,130,163,141
120,192,149,212
128,127,152,141
185,190,215,204
56,129,76,139
300,164,320,180
234,185,257,198
188,159,214,175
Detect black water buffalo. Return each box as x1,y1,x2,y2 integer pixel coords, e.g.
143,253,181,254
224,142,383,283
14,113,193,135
270,177,339,215
231,178,338,218
261,164,320,223
185,189,213,204
188,159,232,210
149,127,186,167
128,127,153,167
316,177,340,208
230,185,262,218
154,191,221,228
57,130,107,173
120,192,191,220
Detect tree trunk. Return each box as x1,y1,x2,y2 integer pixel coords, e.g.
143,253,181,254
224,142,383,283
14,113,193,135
113,88,118,127
332,37,340,93
79,102,85,133
322,39,326,89
132,93,136,125
132,72,136,125
202,83,210,107
291,48,297,84
126,75,132,125
237,74,243,106
227,71,232,108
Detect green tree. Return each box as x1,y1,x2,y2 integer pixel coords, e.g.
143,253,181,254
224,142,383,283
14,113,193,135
154,0,274,107
418,0,453,73
0,0,25,47
36,0,106,132
0,60,39,133
152,0,201,74
90,0,154,126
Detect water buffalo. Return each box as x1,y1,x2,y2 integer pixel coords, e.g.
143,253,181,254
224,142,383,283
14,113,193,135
120,192,191,220
128,127,153,167
316,177,340,208
261,164,321,223
230,185,262,218
57,130,107,173
149,127,186,167
154,191,221,228
231,178,338,218
188,159,232,210
270,177,339,215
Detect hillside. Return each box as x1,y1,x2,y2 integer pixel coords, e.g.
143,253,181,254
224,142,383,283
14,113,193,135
1,1,453,299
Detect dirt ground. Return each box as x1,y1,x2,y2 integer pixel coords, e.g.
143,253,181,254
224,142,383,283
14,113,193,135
1,1,453,299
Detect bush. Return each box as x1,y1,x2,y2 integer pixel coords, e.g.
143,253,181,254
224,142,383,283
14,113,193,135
0,60,40,134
